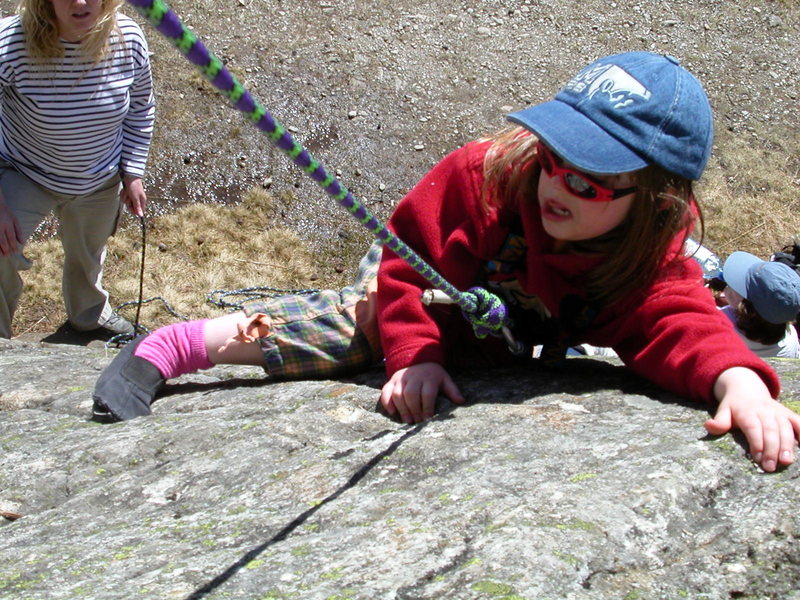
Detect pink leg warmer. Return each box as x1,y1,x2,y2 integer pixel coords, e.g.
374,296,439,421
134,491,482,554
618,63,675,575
134,320,214,380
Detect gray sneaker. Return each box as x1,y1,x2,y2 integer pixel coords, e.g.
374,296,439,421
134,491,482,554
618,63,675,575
100,312,135,336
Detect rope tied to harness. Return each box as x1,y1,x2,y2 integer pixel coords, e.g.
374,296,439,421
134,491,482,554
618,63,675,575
464,287,509,339
125,0,525,355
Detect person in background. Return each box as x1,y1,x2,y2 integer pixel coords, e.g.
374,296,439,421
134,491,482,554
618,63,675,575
719,251,800,359
770,236,800,333
0,0,155,338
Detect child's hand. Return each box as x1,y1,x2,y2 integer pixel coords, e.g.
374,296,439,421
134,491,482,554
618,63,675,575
706,367,800,472
217,313,271,353
380,362,465,424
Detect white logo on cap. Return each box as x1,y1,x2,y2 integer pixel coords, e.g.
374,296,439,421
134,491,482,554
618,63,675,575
564,64,652,109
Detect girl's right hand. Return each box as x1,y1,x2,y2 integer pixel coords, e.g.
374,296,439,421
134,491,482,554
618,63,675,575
0,203,23,257
380,362,465,424
707,366,800,472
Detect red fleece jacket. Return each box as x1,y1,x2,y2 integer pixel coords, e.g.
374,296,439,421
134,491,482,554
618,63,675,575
376,141,780,403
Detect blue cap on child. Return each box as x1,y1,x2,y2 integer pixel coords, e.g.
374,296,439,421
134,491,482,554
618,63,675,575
723,251,800,324
506,51,713,180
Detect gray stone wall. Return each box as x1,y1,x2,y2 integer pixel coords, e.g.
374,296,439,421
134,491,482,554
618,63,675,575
1,338,799,599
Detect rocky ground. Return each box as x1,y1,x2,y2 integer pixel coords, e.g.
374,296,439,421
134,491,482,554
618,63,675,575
1,338,800,599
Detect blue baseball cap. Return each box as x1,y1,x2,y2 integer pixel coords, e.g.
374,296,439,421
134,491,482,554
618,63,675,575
507,51,713,180
723,251,800,324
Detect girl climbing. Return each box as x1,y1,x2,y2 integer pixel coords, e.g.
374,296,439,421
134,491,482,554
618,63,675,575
93,51,800,474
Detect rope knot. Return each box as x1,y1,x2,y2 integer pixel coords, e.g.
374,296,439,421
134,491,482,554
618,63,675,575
463,286,509,338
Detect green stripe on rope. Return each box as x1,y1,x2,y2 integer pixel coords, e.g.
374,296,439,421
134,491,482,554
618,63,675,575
249,105,266,123
176,29,195,53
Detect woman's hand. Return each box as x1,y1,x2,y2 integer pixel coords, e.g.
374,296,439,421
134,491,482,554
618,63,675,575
120,176,147,217
0,201,23,257
706,367,800,472
380,362,465,424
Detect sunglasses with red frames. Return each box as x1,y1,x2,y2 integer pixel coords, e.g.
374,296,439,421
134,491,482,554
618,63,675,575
536,142,637,202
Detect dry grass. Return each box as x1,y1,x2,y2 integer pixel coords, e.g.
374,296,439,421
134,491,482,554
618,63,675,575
11,132,800,336
13,187,325,335
699,132,800,257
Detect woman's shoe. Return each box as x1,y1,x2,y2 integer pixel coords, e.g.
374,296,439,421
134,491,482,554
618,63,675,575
92,335,165,422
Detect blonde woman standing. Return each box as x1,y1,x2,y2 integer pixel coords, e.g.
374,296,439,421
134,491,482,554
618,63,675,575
0,0,154,338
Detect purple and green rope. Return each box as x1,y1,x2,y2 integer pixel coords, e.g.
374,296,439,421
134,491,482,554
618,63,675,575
125,0,519,347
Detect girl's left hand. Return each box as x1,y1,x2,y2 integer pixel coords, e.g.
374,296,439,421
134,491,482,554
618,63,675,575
706,367,800,472
120,176,147,217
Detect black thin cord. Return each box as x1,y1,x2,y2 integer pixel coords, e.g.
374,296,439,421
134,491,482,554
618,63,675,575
106,215,148,347
206,285,319,312
134,215,146,332
110,214,319,345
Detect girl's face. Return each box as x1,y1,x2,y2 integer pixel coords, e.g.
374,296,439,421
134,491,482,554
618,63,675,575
537,149,636,246
50,0,103,42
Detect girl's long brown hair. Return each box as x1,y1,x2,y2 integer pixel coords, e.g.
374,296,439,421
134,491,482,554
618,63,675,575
482,126,703,307
19,0,123,62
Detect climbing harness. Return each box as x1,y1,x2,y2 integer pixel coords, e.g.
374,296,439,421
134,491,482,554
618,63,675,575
124,0,526,356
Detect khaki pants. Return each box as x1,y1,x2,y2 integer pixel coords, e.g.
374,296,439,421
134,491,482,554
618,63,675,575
0,162,122,337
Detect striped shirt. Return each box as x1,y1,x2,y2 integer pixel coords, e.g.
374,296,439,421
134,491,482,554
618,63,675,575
0,13,154,195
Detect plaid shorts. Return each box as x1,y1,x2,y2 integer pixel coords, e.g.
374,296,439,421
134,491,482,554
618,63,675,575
243,241,384,379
